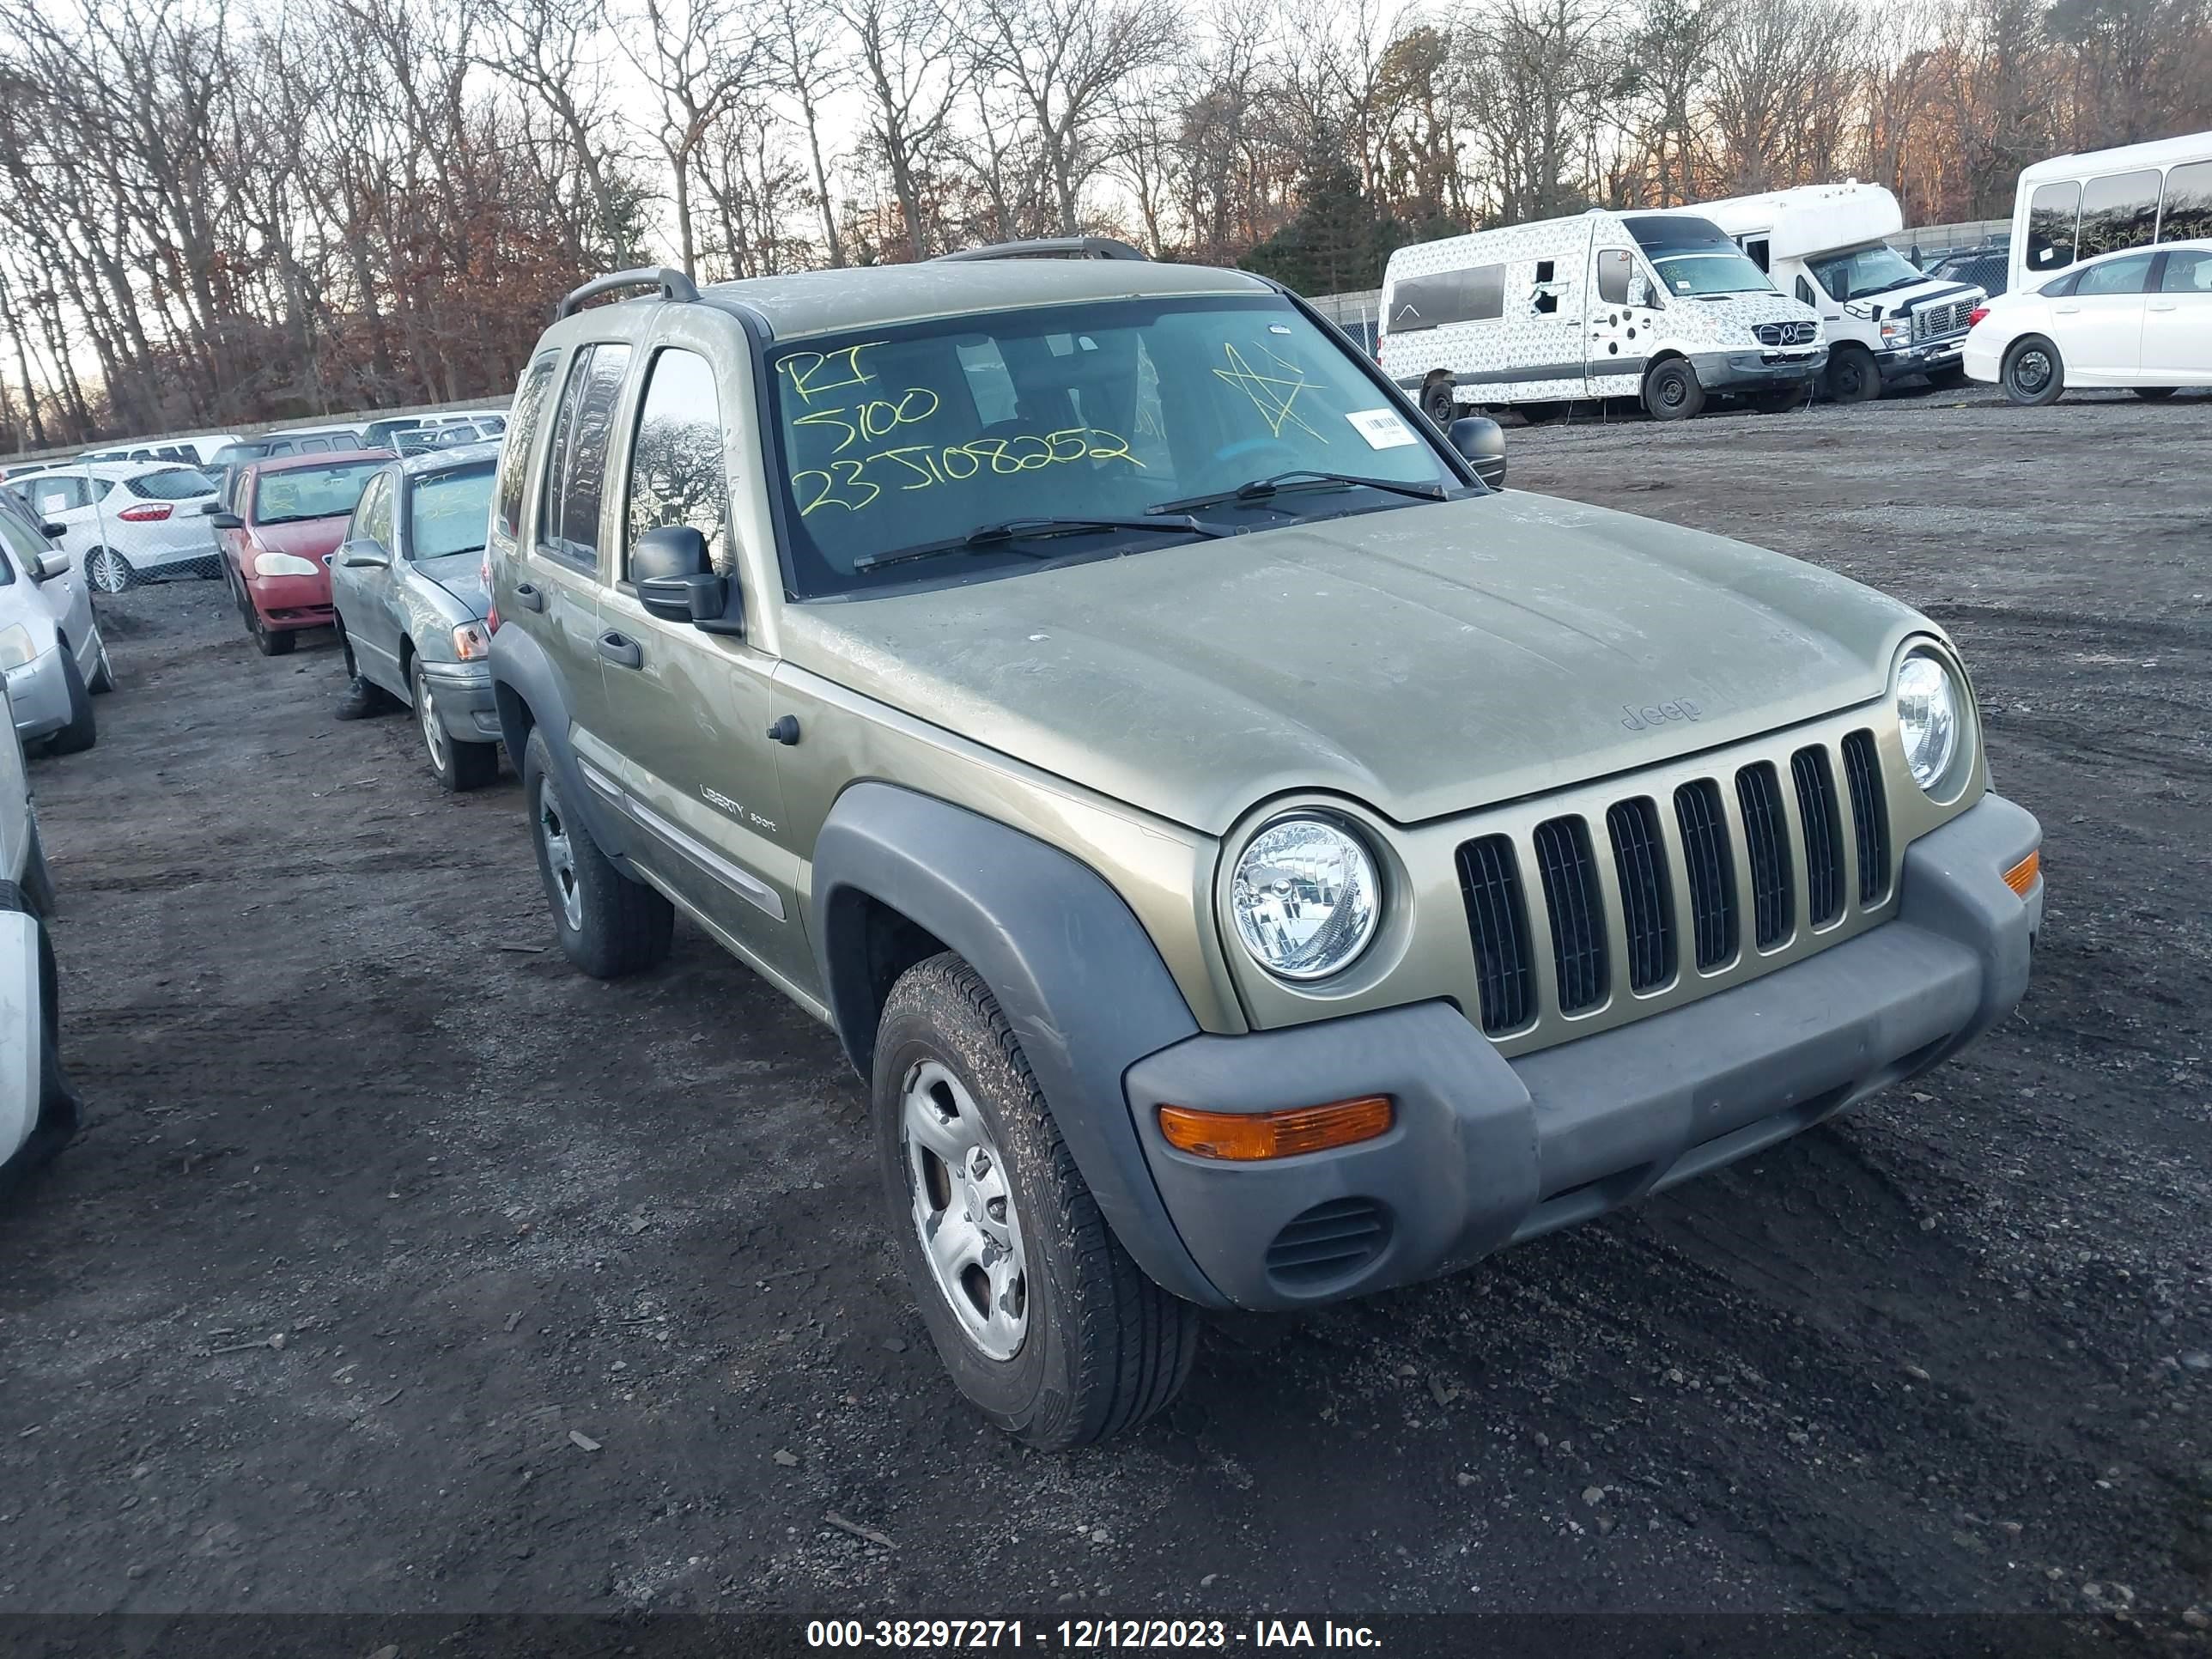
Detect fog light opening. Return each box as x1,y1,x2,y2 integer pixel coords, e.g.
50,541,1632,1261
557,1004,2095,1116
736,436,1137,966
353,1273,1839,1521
1157,1096,1395,1162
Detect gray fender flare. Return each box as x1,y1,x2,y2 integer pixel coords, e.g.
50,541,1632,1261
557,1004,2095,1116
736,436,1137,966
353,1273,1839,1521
812,781,1224,1307
487,626,640,866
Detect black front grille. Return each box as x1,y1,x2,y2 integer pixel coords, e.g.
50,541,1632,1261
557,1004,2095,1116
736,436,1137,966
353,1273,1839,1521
1264,1197,1390,1288
1606,797,1674,992
1791,746,1844,927
1674,779,1737,970
1841,729,1888,903
1534,816,1608,1012
1455,834,1534,1035
1736,763,1794,947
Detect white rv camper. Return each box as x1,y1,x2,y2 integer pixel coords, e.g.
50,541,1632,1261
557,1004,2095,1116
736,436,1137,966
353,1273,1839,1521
1376,210,1826,422
1662,183,1984,402
2010,131,2212,295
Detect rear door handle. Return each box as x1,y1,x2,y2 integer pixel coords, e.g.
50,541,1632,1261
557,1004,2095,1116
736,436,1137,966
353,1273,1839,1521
2148,301,2178,312
2054,304,2081,313
598,631,643,670
512,580,545,612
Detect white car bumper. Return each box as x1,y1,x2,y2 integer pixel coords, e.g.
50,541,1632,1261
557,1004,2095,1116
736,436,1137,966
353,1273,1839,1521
1963,332,2004,385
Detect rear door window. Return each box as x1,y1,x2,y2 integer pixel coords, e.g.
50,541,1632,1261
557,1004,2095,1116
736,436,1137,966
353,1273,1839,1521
1388,265,1504,331
2159,250,2212,293
495,355,558,544
538,343,635,569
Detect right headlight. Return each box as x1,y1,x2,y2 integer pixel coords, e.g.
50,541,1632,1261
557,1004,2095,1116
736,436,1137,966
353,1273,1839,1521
1230,816,1381,981
1896,649,1964,793
0,623,36,672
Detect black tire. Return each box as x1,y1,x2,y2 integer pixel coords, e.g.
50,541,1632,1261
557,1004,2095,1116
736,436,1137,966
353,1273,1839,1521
46,645,96,755
521,726,672,977
873,951,1199,1449
1642,358,1705,421
88,633,114,695
1516,401,1568,425
2002,335,2064,406
2132,386,2178,401
85,548,136,594
1826,346,1882,404
252,612,295,656
415,657,497,793
1419,378,1456,427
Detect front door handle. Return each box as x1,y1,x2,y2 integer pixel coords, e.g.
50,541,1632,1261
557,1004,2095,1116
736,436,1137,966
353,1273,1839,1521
2054,304,2081,314
512,580,546,612
598,631,643,670
2148,301,2178,312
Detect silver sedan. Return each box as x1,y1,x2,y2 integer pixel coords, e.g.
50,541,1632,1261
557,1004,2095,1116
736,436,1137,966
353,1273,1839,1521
329,444,503,791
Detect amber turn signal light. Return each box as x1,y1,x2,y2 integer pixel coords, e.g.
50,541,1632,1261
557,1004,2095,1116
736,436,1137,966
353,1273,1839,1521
1157,1097,1395,1162
2002,848,2040,897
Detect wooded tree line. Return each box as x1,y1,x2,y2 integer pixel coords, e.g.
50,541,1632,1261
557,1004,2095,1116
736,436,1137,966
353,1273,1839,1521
2,0,2206,447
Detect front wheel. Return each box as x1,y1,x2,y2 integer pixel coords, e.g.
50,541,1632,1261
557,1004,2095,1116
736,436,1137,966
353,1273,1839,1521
874,952,1199,1449
85,548,136,594
414,659,497,793
1642,358,1705,421
2002,336,2064,406
252,613,295,656
1826,347,1882,404
46,646,96,755
522,727,672,977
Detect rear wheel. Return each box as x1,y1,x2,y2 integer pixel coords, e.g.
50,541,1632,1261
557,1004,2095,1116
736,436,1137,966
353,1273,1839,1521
46,646,96,755
1826,345,1882,404
85,548,135,594
2002,335,2064,406
873,951,1199,1448
1419,377,1457,427
2132,386,2178,401
1642,358,1705,421
523,726,672,977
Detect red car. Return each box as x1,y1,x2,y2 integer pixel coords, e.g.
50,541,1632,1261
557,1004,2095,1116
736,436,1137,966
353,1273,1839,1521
213,449,392,655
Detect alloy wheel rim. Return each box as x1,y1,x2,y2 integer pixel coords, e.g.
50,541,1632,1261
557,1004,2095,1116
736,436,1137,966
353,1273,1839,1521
89,551,125,593
538,781,584,932
901,1059,1028,1360
416,675,447,771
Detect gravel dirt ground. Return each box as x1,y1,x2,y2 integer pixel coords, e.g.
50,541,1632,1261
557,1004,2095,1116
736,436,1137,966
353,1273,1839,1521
0,386,2206,1633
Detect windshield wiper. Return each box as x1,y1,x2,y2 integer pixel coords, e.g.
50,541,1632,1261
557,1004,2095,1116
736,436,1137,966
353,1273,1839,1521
852,514,1225,574
1148,470,1449,515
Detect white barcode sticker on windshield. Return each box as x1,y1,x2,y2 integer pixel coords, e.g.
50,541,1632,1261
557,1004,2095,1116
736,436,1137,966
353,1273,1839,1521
1346,408,1418,449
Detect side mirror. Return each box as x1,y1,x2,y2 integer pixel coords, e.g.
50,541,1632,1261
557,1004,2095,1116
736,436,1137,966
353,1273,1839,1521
1449,416,1506,490
33,550,70,582
632,525,740,633
210,511,244,532
40,522,65,539
339,540,391,569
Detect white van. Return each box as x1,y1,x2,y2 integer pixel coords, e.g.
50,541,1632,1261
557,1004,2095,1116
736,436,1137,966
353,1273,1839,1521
2011,131,2212,295
1376,210,1826,422
1659,183,1983,402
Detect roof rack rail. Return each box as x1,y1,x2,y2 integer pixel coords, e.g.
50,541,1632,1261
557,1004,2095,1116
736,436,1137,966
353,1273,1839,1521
556,266,701,319
933,236,1148,263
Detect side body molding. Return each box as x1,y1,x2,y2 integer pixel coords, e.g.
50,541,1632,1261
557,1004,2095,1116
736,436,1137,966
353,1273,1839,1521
811,782,1224,1306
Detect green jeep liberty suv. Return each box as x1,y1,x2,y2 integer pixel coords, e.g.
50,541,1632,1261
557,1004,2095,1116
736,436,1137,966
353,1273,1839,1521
486,250,2043,1449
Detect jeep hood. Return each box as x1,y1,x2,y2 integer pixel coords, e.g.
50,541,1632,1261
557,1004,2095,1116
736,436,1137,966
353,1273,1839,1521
776,493,1929,836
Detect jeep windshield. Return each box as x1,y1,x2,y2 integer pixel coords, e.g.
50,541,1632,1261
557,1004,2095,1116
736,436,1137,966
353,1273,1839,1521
1625,215,1778,298
764,295,1464,597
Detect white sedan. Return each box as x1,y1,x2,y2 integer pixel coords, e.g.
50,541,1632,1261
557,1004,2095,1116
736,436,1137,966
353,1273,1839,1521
11,460,224,592
1964,237,2212,404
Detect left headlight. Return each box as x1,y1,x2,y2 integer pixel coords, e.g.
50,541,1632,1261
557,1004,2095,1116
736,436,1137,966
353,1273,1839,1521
1896,648,1966,794
256,551,319,578
1231,816,1381,981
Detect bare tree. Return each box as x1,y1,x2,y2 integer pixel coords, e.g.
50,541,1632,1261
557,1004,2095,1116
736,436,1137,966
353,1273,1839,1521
840,0,964,258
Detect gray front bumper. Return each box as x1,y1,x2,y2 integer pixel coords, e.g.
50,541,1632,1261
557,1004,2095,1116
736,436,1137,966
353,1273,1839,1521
418,662,502,743
1692,345,1829,390
1123,793,2040,1311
